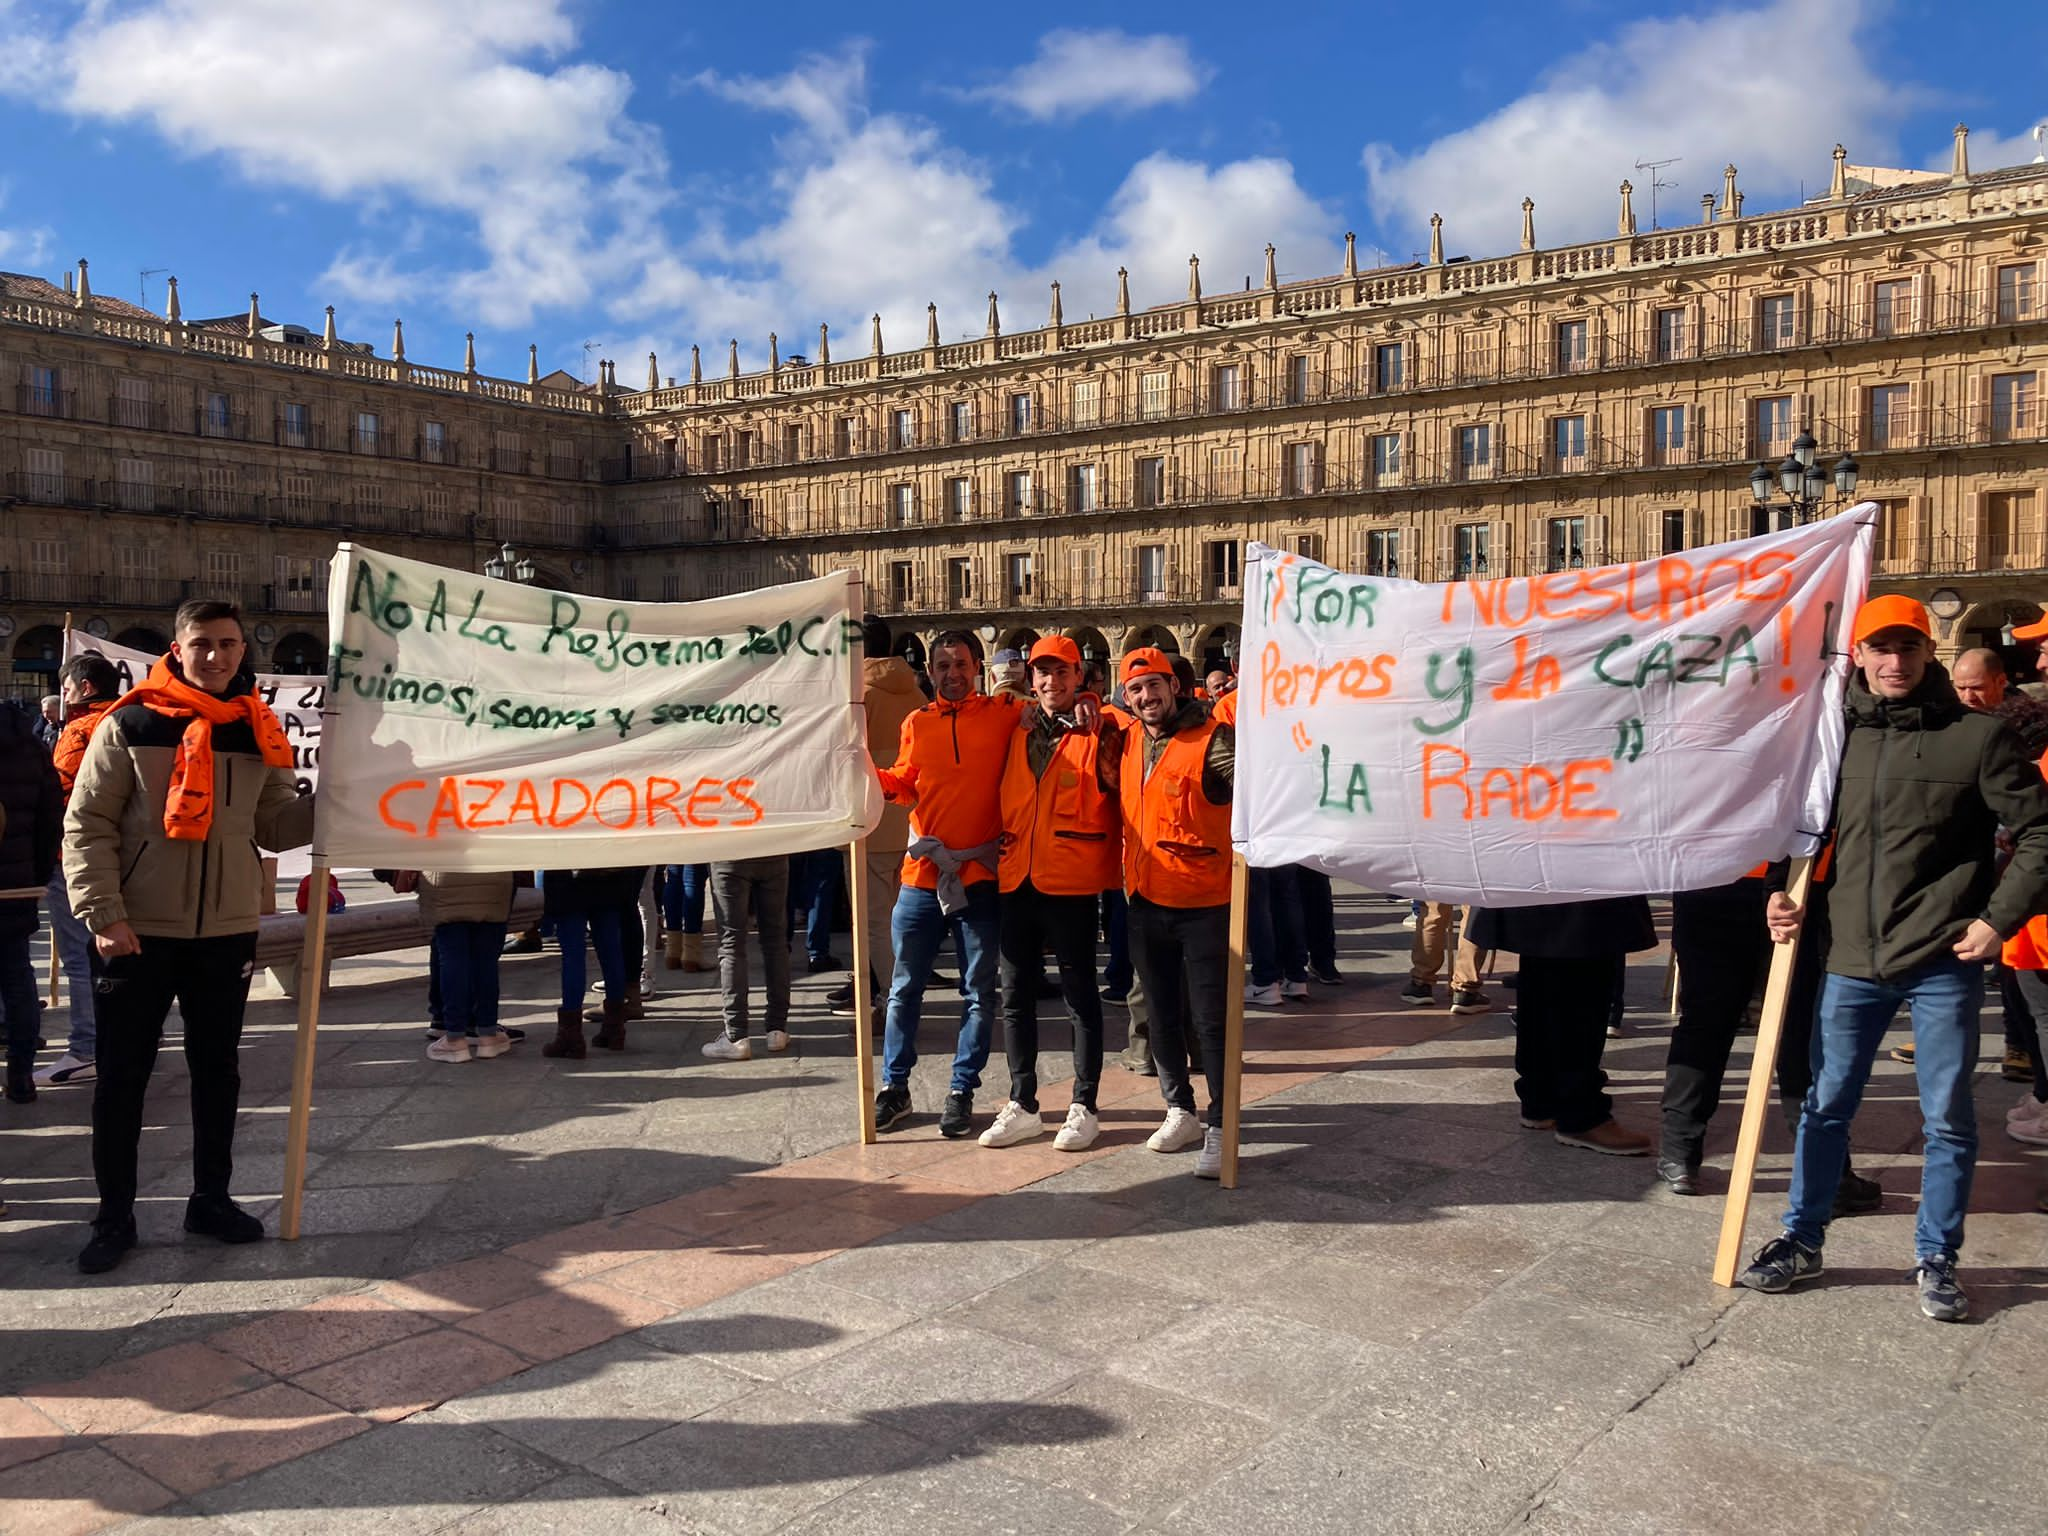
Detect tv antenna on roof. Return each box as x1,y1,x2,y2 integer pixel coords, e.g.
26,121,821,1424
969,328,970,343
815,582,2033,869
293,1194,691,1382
139,267,168,307
1635,156,1683,230
580,340,606,382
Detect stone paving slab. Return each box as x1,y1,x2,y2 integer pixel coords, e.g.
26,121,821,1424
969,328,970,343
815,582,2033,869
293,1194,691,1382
4,887,2048,1533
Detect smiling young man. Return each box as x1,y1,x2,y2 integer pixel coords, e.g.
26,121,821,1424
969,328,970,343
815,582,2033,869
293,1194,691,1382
64,601,314,1274
1740,595,2048,1321
1098,647,1235,1177
979,636,1119,1153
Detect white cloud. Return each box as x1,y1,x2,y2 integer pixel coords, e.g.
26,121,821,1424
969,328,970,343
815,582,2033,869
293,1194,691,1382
961,29,1212,121
4,0,662,328
1363,0,1898,258
1948,121,2048,175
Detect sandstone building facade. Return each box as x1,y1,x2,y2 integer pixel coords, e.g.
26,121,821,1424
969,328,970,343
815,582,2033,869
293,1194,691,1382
3,133,2045,698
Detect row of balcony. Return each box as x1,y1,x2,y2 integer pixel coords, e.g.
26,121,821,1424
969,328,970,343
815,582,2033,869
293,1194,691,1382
598,289,2045,481
1,471,591,548
9,386,589,481
0,569,327,616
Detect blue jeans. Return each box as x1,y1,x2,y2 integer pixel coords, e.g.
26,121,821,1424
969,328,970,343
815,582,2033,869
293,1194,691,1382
1784,958,1983,1262
662,865,707,934
46,869,96,1057
789,849,840,962
882,882,998,1094
557,910,628,1007
432,922,507,1037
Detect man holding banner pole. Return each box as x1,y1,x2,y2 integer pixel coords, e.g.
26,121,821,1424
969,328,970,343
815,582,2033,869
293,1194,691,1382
1099,646,1234,1178
1739,595,2048,1322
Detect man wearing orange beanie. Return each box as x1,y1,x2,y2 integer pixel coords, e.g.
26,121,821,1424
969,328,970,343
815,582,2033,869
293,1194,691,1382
1740,595,2048,1321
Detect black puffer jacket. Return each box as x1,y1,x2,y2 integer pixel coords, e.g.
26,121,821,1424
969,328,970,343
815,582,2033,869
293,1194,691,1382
1469,896,1657,960
1824,661,2048,981
0,701,62,941
542,866,649,919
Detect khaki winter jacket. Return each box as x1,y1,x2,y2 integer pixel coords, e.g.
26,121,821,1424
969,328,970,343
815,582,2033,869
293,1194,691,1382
416,869,518,928
64,698,315,939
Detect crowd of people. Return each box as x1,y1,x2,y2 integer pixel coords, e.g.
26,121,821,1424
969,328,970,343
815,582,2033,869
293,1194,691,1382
2,595,2045,1327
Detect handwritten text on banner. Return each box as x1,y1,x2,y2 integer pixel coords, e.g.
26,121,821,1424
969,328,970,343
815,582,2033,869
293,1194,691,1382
317,545,882,870
1232,511,1877,903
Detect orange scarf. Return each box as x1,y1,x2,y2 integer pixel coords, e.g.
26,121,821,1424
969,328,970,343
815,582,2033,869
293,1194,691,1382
117,658,294,841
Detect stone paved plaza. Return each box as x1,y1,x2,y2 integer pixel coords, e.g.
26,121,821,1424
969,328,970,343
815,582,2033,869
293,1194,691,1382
3,883,2047,1535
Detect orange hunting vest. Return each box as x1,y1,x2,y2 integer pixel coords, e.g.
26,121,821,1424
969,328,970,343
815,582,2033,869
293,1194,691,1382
1121,717,1233,908
998,728,1119,896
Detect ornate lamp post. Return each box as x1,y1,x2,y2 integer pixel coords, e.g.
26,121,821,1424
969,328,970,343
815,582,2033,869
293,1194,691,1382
1748,429,1859,525
483,541,537,584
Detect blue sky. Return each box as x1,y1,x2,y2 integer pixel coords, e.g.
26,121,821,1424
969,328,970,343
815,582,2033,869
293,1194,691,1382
1,0,2042,384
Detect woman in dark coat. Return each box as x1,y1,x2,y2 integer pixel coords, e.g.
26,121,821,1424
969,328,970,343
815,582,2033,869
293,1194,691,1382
540,865,648,1058
1469,896,1657,1155
0,699,62,1103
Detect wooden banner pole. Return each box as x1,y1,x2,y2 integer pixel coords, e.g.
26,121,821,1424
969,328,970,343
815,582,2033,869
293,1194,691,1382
1711,854,1815,1286
279,853,334,1241
1219,851,1251,1189
848,839,878,1145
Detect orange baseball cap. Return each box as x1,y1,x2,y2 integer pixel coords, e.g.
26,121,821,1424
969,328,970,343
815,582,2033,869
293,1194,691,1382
1121,646,1174,686
1028,635,1082,668
1850,594,1932,646
2011,613,2048,642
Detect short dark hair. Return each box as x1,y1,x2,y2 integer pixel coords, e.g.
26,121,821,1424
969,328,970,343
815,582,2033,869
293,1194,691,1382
59,653,121,700
860,616,892,655
173,599,244,637
1169,656,1197,696
932,628,984,666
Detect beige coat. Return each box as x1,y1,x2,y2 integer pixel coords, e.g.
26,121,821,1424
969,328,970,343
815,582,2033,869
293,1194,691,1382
415,869,518,927
64,702,313,939
864,656,923,855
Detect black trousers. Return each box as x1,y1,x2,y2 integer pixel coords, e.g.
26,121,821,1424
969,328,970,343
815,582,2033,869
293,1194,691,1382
1293,867,1338,974
1659,881,1819,1165
90,932,258,1224
1515,953,1621,1135
1129,896,1229,1127
999,882,1105,1111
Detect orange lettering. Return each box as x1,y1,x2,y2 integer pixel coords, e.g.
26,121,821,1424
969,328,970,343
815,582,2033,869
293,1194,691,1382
547,779,592,828
1740,551,1795,603
1561,759,1619,820
591,778,639,829
378,779,424,834
646,776,685,827
508,779,545,826
684,776,726,828
425,777,464,837
1477,767,1522,820
727,777,765,826
1421,743,1473,820
463,778,508,829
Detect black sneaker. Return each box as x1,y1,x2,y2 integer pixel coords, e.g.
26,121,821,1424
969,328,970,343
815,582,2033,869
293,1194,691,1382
826,979,855,1008
1737,1234,1824,1293
939,1091,974,1139
502,1025,526,1044
1398,983,1435,1007
184,1194,265,1244
1833,1167,1882,1217
78,1218,137,1275
1914,1255,1969,1322
1307,963,1344,986
873,1086,912,1133
807,954,845,975
1100,986,1129,1004
1656,1158,1701,1197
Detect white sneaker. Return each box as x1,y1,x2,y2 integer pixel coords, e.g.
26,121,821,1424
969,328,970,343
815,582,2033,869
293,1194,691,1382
1053,1103,1100,1152
427,1036,471,1063
701,1035,753,1061
2008,1090,2048,1122
765,1029,791,1053
1194,1127,1223,1178
472,1033,511,1060
1282,979,1310,1003
1147,1106,1204,1153
979,1100,1045,1148
33,1052,95,1085
1244,982,1282,1007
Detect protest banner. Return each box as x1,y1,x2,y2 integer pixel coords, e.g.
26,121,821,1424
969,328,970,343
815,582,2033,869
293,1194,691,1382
279,546,885,1237
1233,511,1875,900
63,629,325,880
1229,509,1876,1251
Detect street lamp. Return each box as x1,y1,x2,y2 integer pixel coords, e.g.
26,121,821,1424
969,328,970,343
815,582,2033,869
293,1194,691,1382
483,541,537,584
1748,429,1858,525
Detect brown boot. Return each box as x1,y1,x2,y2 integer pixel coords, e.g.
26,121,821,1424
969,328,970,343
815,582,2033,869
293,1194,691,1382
584,985,646,1026
681,932,708,973
591,996,630,1051
663,932,684,970
541,1007,586,1059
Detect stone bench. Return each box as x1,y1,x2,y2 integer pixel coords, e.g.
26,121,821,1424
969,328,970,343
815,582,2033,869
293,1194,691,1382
258,887,543,997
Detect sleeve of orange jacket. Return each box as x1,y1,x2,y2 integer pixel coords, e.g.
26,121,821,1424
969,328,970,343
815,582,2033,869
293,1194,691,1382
875,708,922,805
52,714,95,798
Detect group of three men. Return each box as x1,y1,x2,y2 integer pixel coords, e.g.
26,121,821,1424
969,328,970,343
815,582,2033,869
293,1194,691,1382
869,629,1237,1175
